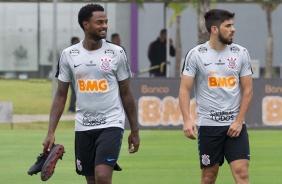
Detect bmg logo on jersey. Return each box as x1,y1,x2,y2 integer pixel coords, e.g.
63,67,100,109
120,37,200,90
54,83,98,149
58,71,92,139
78,79,108,92
208,76,236,88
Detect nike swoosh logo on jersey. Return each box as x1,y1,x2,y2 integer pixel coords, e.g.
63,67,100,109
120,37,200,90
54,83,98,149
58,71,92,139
204,63,212,66
74,63,83,68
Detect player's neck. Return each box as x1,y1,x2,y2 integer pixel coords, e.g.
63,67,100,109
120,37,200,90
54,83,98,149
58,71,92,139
82,39,103,51
208,38,227,51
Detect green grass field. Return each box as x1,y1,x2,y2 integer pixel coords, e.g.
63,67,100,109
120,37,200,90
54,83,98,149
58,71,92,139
0,79,70,114
0,125,281,184
0,79,282,183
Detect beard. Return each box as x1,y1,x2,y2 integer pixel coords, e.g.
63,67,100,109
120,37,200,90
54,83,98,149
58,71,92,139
218,31,233,45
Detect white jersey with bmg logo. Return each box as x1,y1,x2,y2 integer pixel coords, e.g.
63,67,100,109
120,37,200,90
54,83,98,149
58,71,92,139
58,39,132,131
182,41,253,126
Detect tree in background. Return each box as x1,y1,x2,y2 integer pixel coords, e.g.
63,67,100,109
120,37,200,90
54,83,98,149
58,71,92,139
194,0,215,44
261,2,278,78
169,0,215,77
169,3,189,77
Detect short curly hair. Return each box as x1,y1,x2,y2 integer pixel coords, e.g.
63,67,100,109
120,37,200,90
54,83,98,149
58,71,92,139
78,4,105,30
204,9,235,33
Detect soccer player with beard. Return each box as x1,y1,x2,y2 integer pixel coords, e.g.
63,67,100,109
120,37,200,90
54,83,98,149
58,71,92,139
179,9,253,184
43,4,140,184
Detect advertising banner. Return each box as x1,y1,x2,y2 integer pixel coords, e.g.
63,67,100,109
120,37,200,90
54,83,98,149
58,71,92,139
126,78,282,130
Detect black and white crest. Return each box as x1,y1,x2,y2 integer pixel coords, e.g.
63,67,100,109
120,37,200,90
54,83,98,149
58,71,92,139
230,46,240,53
198,46,208,53
105,49,115,58
70,49,79,56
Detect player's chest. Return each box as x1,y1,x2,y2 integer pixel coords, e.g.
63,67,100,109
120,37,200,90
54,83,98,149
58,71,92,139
70,53,118,74
198,54,241,76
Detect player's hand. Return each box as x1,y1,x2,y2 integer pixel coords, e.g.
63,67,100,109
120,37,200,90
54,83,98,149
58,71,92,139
128,131,140,154
183,120,198,140
42,134,55,153
227,121,243,138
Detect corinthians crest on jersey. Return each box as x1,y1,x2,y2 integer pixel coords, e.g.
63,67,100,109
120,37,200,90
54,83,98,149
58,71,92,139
100,58,112,71
227,57,237,69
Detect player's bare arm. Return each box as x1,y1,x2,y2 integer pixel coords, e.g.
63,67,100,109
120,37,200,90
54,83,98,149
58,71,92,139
43,80,69,151
179,75,198,140
227,75,253,137
118,78,140,153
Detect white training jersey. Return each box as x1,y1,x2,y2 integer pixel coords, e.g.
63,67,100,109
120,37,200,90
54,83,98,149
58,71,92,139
58,39,132,131
182,41,253,126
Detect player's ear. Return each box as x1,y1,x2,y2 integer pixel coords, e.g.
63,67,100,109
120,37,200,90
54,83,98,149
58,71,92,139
211,25,218,34
82,21,89,30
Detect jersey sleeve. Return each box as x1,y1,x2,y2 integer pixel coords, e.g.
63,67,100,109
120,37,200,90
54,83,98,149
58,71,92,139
240,48,253,77
57,50,72,82
181,49,197,77
116,49,133,81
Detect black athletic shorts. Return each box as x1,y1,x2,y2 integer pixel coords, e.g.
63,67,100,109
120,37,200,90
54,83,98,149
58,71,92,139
198,124,250,169
75,127,124,176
